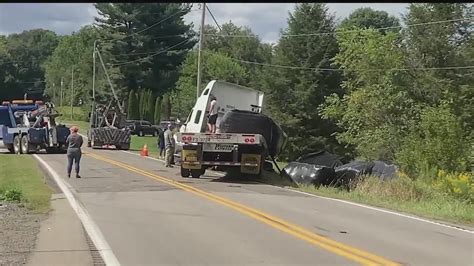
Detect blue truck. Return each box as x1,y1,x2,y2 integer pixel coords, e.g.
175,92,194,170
0,100,70,154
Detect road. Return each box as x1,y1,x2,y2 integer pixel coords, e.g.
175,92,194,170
34,146,474,266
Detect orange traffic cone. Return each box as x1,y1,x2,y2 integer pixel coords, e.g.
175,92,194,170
140,144,149,157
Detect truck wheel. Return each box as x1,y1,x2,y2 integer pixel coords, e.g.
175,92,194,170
13,135,21,154
120,144,130,150
138,130,144,137
45,147,57,154
21,135,32,154
6,144,14,153
190,169,202,178
153,130,158,137
180,167,190,178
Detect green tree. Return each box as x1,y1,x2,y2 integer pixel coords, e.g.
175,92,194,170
161,93,171,121
321,29,414,161
146,90,155,122
340,7,400,33
138,89,146,120
171,50,247,120
127,90,139,119
44,26,106,107
403,3,473,130
260,3,345,160
94,3,196,95
321,3,473,175
202,22,273,88
3,29,59,100
396,105,469,175
154,96,162,124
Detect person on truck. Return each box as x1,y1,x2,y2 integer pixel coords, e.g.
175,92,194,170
66,126,83,178
207,95,218,133
164,123,175,168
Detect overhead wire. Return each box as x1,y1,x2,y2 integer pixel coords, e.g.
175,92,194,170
99,8,200,44
206,5,222,31
109,38,193,66
202,50,474,72
203,17,473,38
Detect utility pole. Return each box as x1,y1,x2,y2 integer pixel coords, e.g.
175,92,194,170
70,66,74,120
91,40,97,128
96,46,124,113
196,2,206,100
60,77,64,107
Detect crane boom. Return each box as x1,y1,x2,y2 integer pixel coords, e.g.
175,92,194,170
95,47,124,114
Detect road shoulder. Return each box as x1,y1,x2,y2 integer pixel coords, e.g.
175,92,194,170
27,193,93,266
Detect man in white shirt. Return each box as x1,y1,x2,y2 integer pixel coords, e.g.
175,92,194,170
207,95,218,133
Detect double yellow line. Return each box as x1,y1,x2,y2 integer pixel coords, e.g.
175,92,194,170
86,152,400,266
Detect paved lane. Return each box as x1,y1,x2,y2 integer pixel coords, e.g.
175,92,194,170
36,148,474,266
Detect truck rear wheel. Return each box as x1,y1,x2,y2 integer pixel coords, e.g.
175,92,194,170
191,169,202,178
6,144,14,153
13,135,21,154
117,144,130,150
21,135,33,154
180,167,190,178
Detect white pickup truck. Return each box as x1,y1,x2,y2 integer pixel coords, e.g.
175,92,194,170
175,80,270,178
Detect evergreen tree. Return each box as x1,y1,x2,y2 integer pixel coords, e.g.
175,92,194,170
127,90,139,119
260,3,345,160
146,90,155,122
154,96,162,124
94,3,196,95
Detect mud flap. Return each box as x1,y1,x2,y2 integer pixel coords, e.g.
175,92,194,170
241,153,261,175
181,149,201,170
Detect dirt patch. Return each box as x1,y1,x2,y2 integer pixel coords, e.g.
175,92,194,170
0,202,47,265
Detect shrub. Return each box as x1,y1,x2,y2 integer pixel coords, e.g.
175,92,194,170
396,105,469,176
434,170,474,203
0,188,23,202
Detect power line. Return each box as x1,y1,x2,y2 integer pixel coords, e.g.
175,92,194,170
113,37,198,56
100,8,199,44
203,50,474,72
109,39,193,66
206,5,222,31
204,17,473,38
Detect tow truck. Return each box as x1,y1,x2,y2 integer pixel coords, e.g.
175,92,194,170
0,100,70,154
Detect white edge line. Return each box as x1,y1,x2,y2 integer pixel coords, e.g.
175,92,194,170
33,154,121,266
286,188,474,234
81,132,474,234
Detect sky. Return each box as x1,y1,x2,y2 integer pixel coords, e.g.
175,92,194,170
0,3,409,43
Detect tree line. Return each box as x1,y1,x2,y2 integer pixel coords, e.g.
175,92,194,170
0,3,472,180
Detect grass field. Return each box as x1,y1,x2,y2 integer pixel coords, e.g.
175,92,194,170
0,154,52,213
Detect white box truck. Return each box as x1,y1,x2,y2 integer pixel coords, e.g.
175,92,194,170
175,80,278,178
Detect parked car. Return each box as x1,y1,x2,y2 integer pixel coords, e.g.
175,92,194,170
158,120,180,131
125,120,161,136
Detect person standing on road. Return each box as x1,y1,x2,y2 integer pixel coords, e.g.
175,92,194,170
164,124,175,168
157,128,165,159
66,126,83,178
207,95,218,133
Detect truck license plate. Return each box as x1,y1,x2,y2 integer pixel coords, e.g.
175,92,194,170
202,143,234,152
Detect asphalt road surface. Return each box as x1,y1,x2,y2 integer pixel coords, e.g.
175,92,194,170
34,147,474,266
